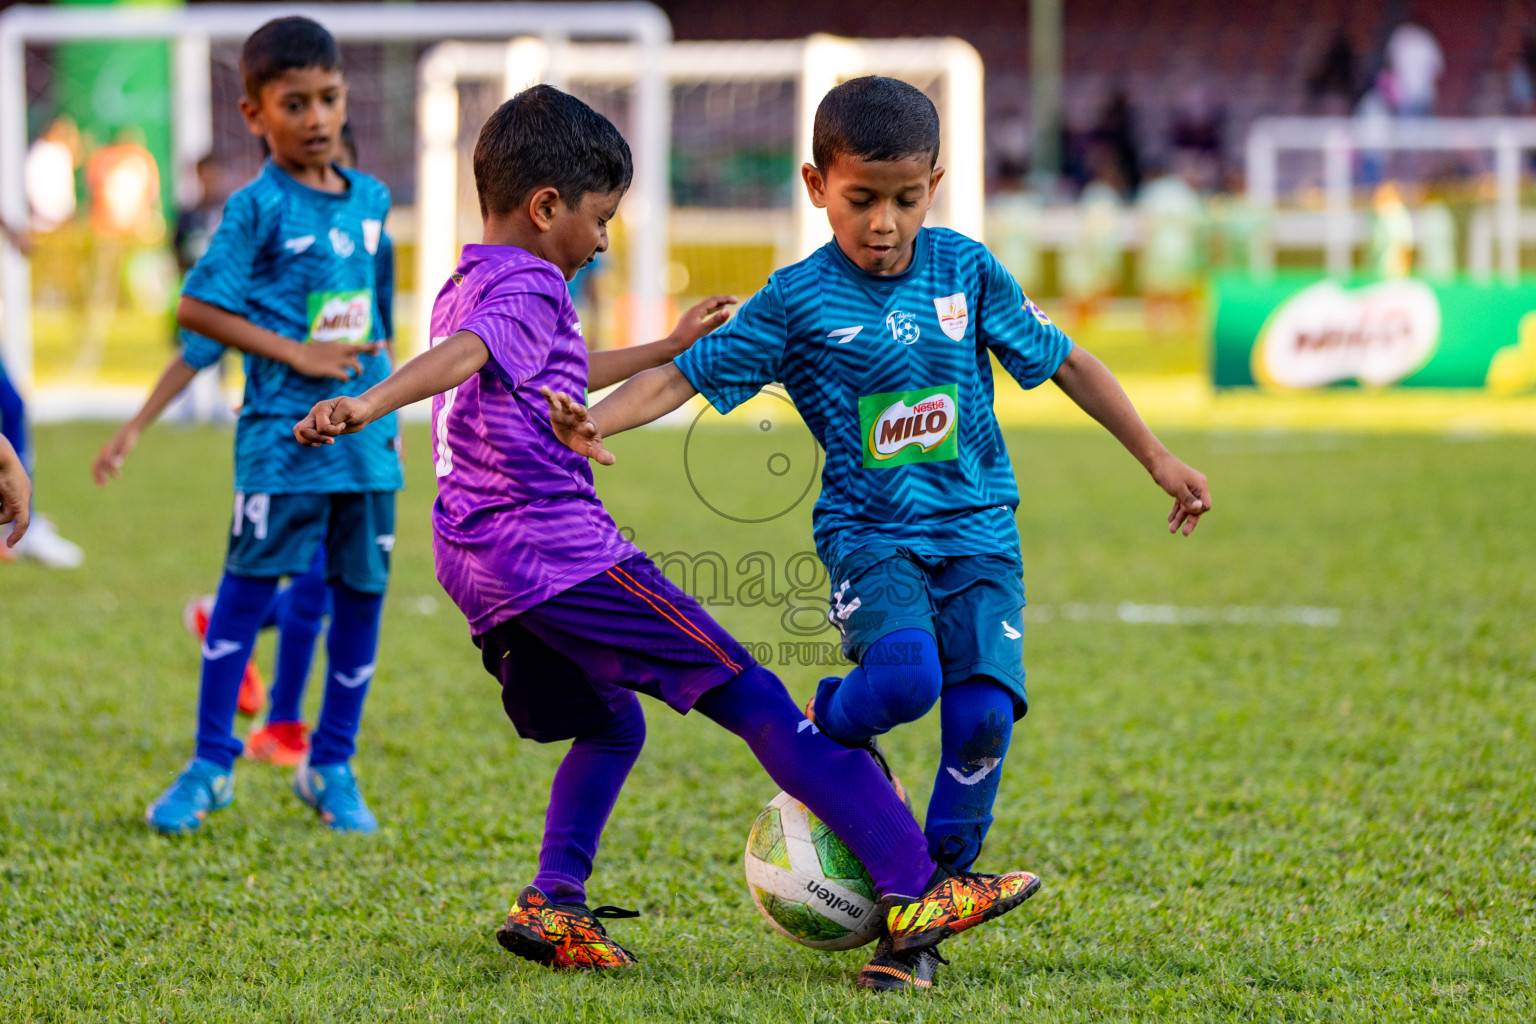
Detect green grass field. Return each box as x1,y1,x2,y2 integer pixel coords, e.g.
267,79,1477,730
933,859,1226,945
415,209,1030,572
2,421,1533,1022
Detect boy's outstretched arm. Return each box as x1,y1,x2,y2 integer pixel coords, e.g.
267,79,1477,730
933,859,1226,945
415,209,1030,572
0,434,31,547
1051,346,1212,535
295,330,491,446
586,295,736,391
177,296,379,382
543,362,699,466
92,355,200,485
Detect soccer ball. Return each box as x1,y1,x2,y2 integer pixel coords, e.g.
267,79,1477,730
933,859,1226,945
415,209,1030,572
742,791,882,951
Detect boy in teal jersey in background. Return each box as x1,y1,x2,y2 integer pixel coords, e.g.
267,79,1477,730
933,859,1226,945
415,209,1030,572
95,122,391,768
139,16,402,834
547,76,1212,967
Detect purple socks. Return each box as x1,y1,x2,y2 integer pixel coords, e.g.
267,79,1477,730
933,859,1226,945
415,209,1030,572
693,665,936,899
531,692,646,903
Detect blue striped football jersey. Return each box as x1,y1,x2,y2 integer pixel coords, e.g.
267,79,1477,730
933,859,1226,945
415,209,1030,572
675,227,1073,566
181,160,402,495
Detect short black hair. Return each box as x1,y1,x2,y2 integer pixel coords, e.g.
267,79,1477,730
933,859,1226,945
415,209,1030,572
473,85,633,218
240,17,341,100
812,76,941,170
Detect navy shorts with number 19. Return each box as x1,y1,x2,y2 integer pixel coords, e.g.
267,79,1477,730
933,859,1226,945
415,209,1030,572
225,490,395,594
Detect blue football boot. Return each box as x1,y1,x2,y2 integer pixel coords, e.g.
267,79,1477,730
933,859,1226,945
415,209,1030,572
145,757,235,835
293,761,378,833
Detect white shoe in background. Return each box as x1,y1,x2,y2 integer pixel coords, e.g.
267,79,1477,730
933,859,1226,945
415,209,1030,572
4,515,84,569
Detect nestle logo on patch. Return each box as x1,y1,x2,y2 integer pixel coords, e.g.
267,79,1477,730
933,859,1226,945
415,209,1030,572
912,399,943,414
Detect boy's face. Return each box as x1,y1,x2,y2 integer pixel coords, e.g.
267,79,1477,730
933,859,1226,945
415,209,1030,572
240,67,347,171
539,188,623,281
802,153,944,275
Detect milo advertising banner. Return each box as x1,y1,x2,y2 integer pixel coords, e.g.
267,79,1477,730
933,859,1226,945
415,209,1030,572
1212,275,1536,394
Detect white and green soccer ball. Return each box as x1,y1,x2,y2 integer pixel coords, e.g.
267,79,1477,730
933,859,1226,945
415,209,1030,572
742,791,881,951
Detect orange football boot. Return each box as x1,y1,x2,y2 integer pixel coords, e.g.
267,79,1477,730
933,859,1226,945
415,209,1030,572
496,885,639,970
245,721,310,766
879,864,1041,954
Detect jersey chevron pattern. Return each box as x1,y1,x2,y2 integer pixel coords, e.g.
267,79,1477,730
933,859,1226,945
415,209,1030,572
181,161,402,495
675,227,1074,565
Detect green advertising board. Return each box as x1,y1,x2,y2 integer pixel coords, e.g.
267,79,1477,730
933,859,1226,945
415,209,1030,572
55,0,180,214
1212,274,1536,394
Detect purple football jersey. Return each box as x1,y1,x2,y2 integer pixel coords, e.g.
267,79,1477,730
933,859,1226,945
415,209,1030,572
428,244,637,633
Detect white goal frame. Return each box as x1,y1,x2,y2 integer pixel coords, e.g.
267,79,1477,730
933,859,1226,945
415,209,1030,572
0,1,670,392
415,34,985,349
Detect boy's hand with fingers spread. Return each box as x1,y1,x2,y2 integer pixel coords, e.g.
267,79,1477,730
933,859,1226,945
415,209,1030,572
1150,452,1211,536
0,435,32,547
295,396,376,446
542,387,615,466
665,294,737,356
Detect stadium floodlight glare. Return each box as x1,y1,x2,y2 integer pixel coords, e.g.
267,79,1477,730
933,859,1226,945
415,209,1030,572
1246,116,1536,284
0,2,671,391
415,34,983,350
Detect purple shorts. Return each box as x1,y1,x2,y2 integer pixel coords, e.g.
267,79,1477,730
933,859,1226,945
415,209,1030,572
473,553,756,742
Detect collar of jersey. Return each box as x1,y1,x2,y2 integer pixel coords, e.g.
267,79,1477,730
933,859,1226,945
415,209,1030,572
823,227,930,286
263,158,354,200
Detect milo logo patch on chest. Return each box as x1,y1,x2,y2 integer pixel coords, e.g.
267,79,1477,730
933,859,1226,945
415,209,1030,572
859,384,959,468
307,289,373,344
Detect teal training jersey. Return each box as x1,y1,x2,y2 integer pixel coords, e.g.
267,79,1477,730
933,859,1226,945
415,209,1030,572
181,161,402,496
675,227,1073,566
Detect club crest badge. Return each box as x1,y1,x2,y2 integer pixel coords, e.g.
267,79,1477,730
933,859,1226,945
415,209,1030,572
1023,298,1053,327
933,293,969,341
885,310,920,345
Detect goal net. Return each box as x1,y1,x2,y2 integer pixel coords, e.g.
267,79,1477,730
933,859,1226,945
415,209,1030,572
415,35,984,353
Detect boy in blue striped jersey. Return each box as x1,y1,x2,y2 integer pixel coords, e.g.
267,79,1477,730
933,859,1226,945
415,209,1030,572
546,76,1212,986
138,16,402,835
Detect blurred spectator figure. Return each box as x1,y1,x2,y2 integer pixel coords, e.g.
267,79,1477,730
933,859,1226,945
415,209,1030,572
86,127,161,241
1088,90,1141,198
1137,156,1204,337
1169,86,1224,192
168,154,231,425
79,127,162,373
1415,198,1457,282
1061,179,1122,324
1371,182,1414,279
1355,71,1396,186
24,116,80,232
173,154,227,276
1506,34,1536,114
986,185,1045,295
1307,29,1357,114
1385,19,1443,117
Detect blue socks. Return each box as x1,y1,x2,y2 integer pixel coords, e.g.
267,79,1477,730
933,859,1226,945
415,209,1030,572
308,583,384,766
812,628,942,744
813,628,1017,871
195,573,279,768
925,678,1015,870
533,693,647,904
266,557,330,725
694,665,936,899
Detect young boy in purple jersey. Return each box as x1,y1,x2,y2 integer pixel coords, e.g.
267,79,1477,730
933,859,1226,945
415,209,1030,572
294,85,1041,991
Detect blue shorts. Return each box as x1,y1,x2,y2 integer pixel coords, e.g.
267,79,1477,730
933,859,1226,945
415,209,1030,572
827,547,1028,717
474,553,756,743
224,490,395,594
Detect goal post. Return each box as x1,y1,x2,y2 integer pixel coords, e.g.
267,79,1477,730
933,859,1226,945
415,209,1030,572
415,34,984,351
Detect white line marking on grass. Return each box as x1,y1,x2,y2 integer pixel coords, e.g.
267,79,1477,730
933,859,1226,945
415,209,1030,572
1024,603,1341,627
